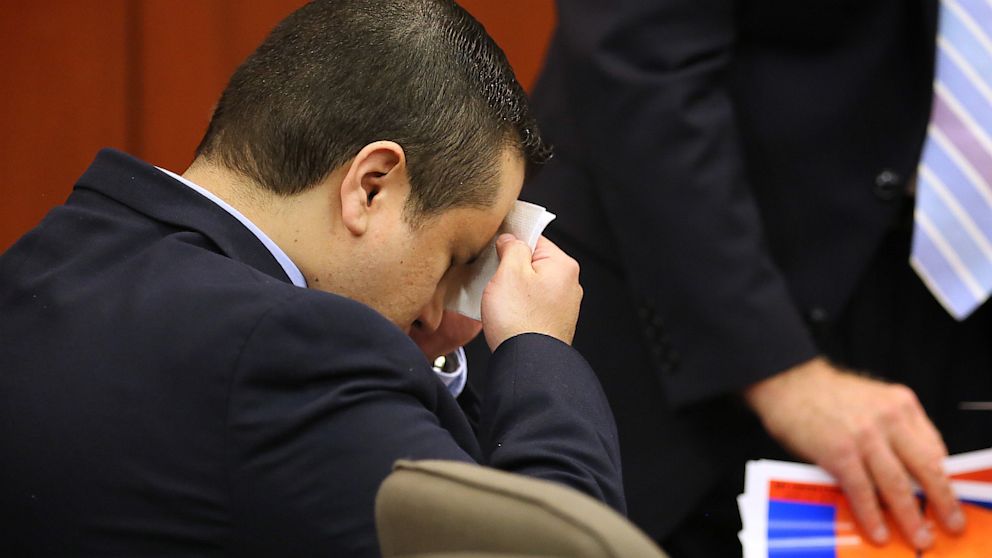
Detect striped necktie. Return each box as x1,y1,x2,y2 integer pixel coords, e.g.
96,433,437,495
911,0,992,320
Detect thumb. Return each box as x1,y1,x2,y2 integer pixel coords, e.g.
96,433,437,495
495,233,532,270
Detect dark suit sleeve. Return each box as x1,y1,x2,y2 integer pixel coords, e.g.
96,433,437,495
480,333,624,511
551,0,818,405
226,293,623,555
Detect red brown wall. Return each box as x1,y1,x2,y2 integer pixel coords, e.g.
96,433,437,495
0,0,555,251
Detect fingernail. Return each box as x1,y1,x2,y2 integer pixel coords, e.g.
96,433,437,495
947,508,966,531
913,526,933,549
871,525,889,544
496,233,515,245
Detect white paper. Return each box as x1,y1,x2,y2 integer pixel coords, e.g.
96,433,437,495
738,448,992,558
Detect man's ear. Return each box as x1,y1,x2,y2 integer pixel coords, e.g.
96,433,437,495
339,141,408,236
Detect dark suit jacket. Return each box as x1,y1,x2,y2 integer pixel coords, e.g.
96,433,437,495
524,0,937,541
0,149,624,556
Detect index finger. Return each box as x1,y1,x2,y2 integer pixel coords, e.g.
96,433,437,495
534,234,562,260
531,235,565,263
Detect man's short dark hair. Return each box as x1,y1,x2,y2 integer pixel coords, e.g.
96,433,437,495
196,0,549,220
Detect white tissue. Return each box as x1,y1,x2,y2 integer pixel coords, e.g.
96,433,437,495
445,200,556,321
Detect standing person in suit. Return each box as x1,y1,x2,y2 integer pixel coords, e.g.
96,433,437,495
520,0,992,555
0,1,624,555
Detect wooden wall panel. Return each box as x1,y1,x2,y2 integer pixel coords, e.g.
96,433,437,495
459,0,556,92
0,1,556,252
133,0,308,173
0,1,128,251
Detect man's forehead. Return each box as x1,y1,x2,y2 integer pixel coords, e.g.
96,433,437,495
425,148,524,244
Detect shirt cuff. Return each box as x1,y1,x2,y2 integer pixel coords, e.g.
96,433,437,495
432,346,468,398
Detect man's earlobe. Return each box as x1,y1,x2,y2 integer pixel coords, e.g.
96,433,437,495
339,141,406,236
340,163,371,236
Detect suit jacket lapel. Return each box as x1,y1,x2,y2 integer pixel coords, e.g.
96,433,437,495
75,148,293,285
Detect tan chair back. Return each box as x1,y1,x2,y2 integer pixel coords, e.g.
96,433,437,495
375,460,669,558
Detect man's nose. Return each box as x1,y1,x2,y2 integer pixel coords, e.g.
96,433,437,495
414,292,444,333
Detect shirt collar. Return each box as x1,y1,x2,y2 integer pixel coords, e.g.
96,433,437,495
156,167,308,288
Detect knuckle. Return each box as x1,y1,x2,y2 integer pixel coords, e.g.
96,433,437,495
555,259,580,282
879,470,913,495
889,384,920,410
921,452,945,475
877,396,914,425
915,456,949,491
839,481,878,517
570,261,581,280
825,441,862,474
879,404,904,425
849,419,878,449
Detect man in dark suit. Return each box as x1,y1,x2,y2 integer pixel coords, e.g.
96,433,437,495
519,0,992,555
0,1,624,555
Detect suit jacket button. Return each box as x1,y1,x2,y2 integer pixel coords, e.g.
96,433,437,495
873,170,902,201
808,306,829,323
